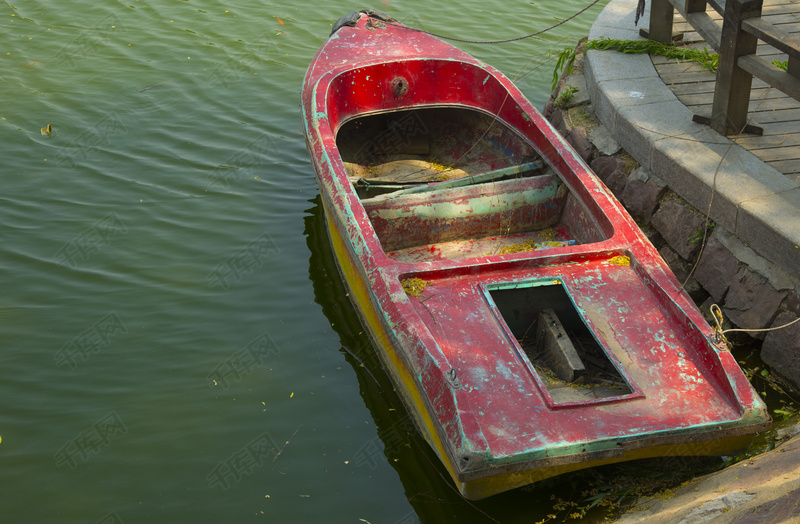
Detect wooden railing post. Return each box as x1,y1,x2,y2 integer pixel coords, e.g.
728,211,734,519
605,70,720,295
648,0,675,44
789,55,800,78
685,0,709,16
711,0,763,135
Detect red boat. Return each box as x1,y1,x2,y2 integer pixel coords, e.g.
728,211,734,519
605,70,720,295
301,10,770,499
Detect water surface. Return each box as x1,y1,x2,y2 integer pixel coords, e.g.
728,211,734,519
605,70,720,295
0,1,641,522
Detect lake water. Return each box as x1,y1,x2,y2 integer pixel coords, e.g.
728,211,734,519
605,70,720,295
0,1,713,522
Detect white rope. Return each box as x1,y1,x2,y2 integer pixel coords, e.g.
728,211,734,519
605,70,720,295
709,303,800,349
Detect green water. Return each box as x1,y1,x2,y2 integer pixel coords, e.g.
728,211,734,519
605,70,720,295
0,1,659,522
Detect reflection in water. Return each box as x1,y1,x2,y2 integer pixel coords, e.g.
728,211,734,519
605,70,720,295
304,196,471,522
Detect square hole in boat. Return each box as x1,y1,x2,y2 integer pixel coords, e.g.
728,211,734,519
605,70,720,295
486,280,635,405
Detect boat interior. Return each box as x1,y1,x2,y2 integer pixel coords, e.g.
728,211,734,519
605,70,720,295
336,106,611,263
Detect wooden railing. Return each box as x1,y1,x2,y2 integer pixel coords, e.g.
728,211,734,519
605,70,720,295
646,0,800,135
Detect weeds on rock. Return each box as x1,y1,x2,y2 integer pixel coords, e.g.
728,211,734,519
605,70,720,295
529,457,719,522
552,47,578,91
555,84,580,108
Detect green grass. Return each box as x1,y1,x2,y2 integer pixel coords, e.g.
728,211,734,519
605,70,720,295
772,59,788,71
552,37,719,91
586,37,719,72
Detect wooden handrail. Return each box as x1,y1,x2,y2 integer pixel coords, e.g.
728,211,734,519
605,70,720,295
742,17,800,62
738,55,800,100
647,0,800,136
647,0,723,49
684,9,723,50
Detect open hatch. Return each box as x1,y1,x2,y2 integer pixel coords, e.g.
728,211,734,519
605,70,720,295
485,278,640,407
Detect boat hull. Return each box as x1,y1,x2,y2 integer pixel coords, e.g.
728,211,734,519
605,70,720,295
322,195,763,499
302,11,771,499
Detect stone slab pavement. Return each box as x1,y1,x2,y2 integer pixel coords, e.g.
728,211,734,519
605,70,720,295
614,432,800,523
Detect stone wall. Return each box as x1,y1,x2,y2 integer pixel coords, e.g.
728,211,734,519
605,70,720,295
543,43,800,391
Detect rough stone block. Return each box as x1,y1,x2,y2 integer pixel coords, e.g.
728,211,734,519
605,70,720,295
587,77,617,133
597,77,678,109
566,126,593,163
563,73,590,108
543,98,555,120
659,246,688,281
737,188,800,284
643,226,663,249
788,291,800,316
694,236,741,303
584,49,655,85
723,266,787,339
590,156,627,198
650,199,706,261
588,125,621,156
658,246,707,304
589,0,650,39
548,107,568,137
651,128,797,236
588,24,643,43
762,312,800,390
615,99,698,168
622,174,667,221
679,491,755,524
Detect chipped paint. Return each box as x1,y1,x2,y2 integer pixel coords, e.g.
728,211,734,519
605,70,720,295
301,11,771,500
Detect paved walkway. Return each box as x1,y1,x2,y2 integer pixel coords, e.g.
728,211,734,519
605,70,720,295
654,0,800,179
584,0,800,283
615,432,800,523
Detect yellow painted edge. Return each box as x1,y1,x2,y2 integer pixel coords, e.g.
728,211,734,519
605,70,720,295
323,203,462,489
461,433,754,499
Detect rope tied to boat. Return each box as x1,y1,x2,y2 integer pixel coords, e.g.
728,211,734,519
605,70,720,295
710,303,800,349
373,0,604,45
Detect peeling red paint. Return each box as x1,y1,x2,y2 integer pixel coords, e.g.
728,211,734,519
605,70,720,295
302,12,771,499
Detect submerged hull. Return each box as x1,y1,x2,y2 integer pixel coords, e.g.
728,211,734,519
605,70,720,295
301,11,770,499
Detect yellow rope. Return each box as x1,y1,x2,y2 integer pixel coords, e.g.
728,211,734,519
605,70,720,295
709,303,800,349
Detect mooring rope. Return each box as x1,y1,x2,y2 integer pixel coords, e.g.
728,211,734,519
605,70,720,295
382,0,605,45
710,303,800,348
